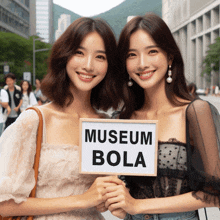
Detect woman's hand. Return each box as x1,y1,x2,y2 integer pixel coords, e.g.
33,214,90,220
104,184,138,215
96,203,126,219
14,106,19,112
111,208,127,219
80,176,124,209
95,203,126,219
96,202,108,213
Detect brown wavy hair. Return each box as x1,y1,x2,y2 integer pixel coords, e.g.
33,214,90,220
41,17,121,110
117,13,193,119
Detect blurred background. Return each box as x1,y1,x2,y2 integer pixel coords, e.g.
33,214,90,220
1,0,220,97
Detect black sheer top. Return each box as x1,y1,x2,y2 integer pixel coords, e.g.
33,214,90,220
117,99,220,206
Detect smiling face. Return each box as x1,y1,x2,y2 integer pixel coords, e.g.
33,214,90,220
66,31,108,93
22,81,29,92
126,29,172,90
6,77,15,90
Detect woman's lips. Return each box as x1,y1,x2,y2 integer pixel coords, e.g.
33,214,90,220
77,72,96,82
138,70,155,80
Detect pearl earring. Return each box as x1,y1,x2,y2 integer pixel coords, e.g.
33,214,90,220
166,65,172,83
128,76,133,87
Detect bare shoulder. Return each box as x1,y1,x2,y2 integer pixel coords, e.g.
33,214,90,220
38,102,64,114
36,102,69,122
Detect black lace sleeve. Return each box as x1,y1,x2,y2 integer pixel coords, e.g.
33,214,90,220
186,99,220,206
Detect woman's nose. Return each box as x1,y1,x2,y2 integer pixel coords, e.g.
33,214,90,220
138,54,149,71
83,56,94,72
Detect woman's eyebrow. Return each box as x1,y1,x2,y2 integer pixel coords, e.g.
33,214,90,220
128,45,159,51
78,46,106,54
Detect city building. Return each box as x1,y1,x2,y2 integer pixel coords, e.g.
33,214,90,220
36,0,53,43
0,0,35,38
163,0,220,89
55,13,70,41
29,0,36,36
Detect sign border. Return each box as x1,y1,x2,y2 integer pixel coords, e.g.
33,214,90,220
79,118,158,176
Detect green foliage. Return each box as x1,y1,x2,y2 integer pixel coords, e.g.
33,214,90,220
0,32,51,83
203,37,220,76
53,0,162,40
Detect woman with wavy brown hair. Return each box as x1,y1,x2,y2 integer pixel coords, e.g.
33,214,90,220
103,13,220,220
0,17,123,219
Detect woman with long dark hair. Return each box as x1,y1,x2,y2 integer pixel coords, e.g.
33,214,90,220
20,80,38,112
103,13,220,220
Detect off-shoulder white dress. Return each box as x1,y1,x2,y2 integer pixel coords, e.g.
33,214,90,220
0,109,105,219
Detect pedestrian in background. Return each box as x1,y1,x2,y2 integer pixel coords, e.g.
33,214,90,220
34,79,47,105
0,88,9,136
104,13,220,220
3,73,22,129
188,82,199,99
0,17,123,219
20,80,38,112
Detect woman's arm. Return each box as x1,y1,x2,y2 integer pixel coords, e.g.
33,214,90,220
0,196,82,217
104,185,214,216
0,176,123,217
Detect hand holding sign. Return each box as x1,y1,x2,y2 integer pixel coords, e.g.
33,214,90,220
104,184,137,216
80,176,124,209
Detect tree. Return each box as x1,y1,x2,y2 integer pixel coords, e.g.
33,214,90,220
0,32,51,84
203,37,220,78
0,32,31,79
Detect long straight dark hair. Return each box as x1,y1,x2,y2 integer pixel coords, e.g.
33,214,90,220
20,80,32,97
117,13,193,119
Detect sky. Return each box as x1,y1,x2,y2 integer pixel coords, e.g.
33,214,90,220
53,0,125,17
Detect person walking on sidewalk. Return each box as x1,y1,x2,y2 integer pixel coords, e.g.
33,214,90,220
3,73,22,129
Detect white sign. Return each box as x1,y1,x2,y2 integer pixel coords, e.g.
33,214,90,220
80,119,158,176
3,65,9,74
23,72,31,82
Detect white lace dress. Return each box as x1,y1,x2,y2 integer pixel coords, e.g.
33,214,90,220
0,109,105,219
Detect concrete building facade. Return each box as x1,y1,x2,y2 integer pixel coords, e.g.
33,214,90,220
0,0,35,38
163,0,220,89
55,13,71,41
36,0,53,43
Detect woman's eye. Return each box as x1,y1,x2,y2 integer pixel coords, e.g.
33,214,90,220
149,50,158,54
75,50,83,55
97,55,106,60
127,53,136,58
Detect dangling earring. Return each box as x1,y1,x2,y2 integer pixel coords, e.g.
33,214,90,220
166,65,172,83
128,76,133,86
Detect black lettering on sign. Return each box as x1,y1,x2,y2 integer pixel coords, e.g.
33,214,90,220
107,150,120,166
123,151,133,167
93,150,104,165
130,131,139,144
85,129,96,142
134,152,146,167
120,131,128,144
141,132,152,145
85,129,153,145
98,130,106,143
109,130,117,144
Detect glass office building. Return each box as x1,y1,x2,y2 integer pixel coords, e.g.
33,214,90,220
36,0,53,43
0,0,31,38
